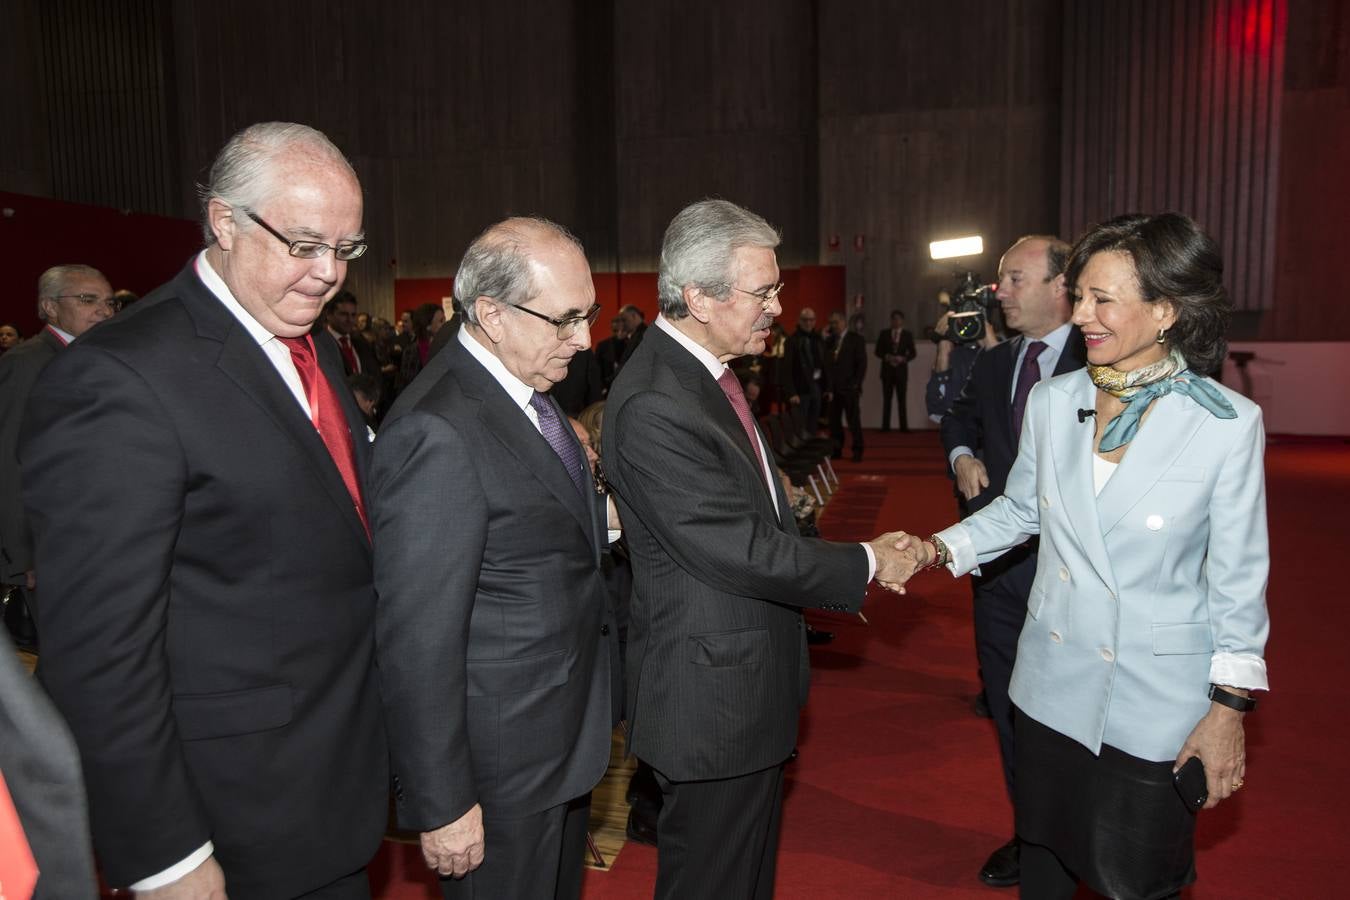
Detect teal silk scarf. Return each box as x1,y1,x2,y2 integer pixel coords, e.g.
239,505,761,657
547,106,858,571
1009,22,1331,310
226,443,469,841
1089,348,1237,452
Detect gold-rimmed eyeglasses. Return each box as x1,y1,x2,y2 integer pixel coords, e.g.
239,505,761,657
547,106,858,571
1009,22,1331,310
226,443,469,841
732,283,785,307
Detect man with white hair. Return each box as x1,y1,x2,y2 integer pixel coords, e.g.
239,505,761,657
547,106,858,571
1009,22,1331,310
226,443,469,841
24,122,387,898
603,199,920,898
0,264,114,616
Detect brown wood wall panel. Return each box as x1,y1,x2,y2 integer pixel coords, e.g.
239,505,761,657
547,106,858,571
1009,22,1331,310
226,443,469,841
1060,0,1287,313
818,0,1063,334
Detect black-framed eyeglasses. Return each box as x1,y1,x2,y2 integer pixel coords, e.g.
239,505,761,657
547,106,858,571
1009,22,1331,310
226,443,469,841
49,293,119,312
245,210,368,261
513,301,602,339
732,283,785,307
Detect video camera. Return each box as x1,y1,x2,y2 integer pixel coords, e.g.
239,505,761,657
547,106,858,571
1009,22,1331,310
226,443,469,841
941,271,997,344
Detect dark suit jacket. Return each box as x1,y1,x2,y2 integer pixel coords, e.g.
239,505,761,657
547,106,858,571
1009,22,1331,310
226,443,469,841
370,335,614,831
603,325,869,782
0,329,63,582
550,347,603,418
0,630,98,898
784,328,824,396
618,322,647,365
823,330,868,395
595,335,626,390
874,327,916,376
21,263,388,897
940,330,1087,513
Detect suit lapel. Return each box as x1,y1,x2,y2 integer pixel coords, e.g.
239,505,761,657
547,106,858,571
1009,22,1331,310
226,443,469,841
450,343,593,540
1095,392,1209,537
1046,373,1116,592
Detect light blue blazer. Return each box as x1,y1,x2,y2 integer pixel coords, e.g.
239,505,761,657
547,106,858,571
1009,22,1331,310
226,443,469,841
941,368,1269,761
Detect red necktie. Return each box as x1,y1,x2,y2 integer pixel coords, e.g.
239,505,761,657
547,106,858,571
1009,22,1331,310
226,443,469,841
279,335,369,536
338,334,359,373
716,368,772,497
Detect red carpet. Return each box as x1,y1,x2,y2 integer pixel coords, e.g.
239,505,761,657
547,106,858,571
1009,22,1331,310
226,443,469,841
372,430,1348,898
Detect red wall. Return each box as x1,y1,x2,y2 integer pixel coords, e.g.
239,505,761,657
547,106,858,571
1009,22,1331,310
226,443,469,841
0,192,202,336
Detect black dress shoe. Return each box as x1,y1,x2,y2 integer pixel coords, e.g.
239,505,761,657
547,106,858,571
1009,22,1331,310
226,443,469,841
979,837,1020,887
626,809,658,847
806,626,834,645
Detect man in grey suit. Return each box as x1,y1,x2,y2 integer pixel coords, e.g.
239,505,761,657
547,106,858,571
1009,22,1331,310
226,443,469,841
603,199,917,899
371,217,615,899
0,629,98,897
0,265,114,601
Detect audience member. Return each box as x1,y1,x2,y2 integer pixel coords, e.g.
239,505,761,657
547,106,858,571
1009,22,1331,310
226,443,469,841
319,290,379,376
617,303,646,365
785,307,825,437
1,265,113,610
875,309,917,432
398,301,445,388
0,324,19,353
552,347,603,417
112,288,139,311
938,233,1084,887
925,311,999,424
595,314,628,392
370,216,615,900
902,212,1266,900
603,198,920,899
23,121,388,897
823,309,868,461
347,372,383,431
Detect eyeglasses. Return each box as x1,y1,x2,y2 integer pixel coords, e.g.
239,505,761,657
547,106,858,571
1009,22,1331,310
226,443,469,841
513,302,602,340
245,211,368,261
49,294,120,312
732,283,785,307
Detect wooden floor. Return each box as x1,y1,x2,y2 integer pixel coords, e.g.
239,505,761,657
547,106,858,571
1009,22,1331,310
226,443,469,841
582,727,639,870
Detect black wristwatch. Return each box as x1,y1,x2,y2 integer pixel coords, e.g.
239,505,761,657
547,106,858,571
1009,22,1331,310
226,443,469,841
1208,683,1257,712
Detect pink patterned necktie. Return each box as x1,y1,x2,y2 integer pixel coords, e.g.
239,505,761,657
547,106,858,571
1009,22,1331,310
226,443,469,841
716,368,770,491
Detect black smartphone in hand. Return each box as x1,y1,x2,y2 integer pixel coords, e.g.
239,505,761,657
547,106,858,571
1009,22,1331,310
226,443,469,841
1173,756,1208,811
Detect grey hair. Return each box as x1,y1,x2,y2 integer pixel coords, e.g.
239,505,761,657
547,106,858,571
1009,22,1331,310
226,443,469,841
657,199,781,320
453,217,584,326
196,122,357,244
37,264,107,321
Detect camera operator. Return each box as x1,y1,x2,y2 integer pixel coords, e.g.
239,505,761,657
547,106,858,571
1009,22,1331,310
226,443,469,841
938,235,1085,889
925,296,1001,425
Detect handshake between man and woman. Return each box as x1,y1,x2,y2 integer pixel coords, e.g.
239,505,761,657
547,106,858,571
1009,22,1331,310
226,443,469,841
867,531,941,594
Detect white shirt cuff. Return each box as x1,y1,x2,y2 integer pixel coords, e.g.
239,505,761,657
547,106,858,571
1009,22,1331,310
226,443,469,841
948,446,974,472
860,542,876,581
129,842,214,891
936,523,979,577
1209,652,1269,691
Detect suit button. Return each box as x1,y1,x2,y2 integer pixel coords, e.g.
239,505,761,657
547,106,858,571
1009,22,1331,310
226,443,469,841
1049,631,1063,643
1041,495,1051,509
600,624,610,636
1146,514,1164,531
1100,648,1115,662
1058,566,1069,582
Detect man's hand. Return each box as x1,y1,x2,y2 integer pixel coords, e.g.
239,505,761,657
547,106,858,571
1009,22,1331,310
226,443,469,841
788,394,801,405
869,531,926,593
606,495,622,531
134,856,227,899
953,455,989,500
421,804,486,878
1174,700,1247,810
25,569,35,590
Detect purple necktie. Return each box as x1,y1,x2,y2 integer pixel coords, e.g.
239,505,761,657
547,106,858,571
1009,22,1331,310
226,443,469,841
530,392,589,497
1011,340,1047,442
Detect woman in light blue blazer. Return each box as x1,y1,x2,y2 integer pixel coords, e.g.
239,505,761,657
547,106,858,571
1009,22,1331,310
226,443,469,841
903,213,1268,900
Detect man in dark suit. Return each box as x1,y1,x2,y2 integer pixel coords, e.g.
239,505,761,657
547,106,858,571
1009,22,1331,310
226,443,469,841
604,199,918,899
617,304,647,365
371,217,615,900
551,347,604,417
784,307,825,437
595,315,628,392
318,290,379,377
0,265,114,642
939,234,1084,888
22,122,388,898
875,309,917,431
823,310,868,462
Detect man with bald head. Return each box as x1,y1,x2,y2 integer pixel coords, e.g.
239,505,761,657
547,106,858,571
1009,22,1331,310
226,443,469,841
0,264,113,621
371,217,615,899
939,234,1085,888
23,123,387,897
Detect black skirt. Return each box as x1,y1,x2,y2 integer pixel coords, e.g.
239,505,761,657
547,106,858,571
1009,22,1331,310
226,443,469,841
1014,709,1197,900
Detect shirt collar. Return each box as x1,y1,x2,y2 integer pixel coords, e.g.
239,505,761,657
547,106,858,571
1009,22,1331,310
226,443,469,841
46,324,75,344
194,250,280,347
655,314,726,379
1028,320,1073,355
458,324,535,412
